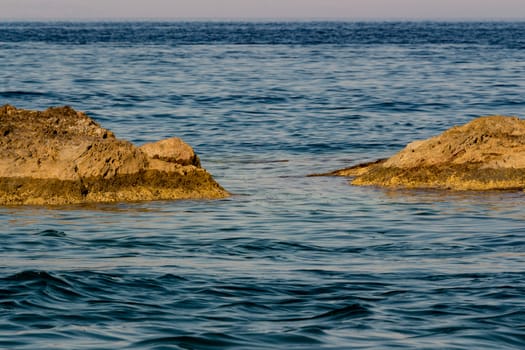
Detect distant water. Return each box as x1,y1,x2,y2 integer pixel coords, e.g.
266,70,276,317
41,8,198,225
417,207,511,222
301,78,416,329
1,22,525,349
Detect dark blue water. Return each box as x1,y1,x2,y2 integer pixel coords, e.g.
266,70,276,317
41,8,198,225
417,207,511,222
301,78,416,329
1,22,525,349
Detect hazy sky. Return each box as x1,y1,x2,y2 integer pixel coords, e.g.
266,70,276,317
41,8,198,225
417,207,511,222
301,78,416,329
2,0,525,20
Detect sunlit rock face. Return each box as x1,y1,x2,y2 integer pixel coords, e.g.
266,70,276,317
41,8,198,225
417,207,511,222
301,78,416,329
328,116,525,191
0,105,228,205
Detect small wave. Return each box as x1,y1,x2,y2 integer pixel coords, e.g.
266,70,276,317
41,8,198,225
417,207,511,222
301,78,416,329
156,273,188,282
310,303,372,320
220,300,273,311
240,159,290,164
2,271,84,303
4,270,68,285
0,340,29,348
232,238,326,253
36,229,66,237
366,100,425,113
132,333,244,349
283,303,372,322
0,90,46,97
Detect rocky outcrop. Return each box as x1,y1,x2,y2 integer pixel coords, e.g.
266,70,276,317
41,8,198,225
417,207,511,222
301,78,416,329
0,105,228,205
325,116,525,191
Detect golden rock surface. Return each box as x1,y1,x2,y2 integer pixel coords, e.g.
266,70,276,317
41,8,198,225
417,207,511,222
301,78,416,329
328,116,525,191
0,105,228,205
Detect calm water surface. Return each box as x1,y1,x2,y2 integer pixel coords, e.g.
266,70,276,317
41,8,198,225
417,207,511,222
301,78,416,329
0,22,525,349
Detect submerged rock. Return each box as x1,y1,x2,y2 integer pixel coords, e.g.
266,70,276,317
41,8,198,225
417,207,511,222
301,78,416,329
0,105,228,205
326,116,525,191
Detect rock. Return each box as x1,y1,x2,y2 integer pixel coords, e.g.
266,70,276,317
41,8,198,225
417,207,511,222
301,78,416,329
326,116,525,191
139,137,201,167
0,105,228,205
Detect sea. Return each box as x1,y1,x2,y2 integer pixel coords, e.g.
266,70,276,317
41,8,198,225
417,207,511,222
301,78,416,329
0,21,525,349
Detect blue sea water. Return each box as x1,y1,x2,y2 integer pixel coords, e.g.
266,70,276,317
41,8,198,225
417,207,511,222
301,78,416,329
1,21,525,349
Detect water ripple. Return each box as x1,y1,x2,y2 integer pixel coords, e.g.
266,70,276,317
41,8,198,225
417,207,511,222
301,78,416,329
1,21,525,349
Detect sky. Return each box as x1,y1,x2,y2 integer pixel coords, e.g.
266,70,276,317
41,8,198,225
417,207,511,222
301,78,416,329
1,0,524,20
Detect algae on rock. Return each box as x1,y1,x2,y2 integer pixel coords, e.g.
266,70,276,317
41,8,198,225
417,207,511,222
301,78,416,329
0,105,228,205
325,115,525,191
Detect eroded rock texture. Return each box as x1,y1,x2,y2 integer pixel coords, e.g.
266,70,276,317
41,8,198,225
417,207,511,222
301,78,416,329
0,105,228,205
328,116,525,191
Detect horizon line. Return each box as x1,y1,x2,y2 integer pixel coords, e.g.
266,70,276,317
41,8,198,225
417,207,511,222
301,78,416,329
0,17,525,23
1,16,525,22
